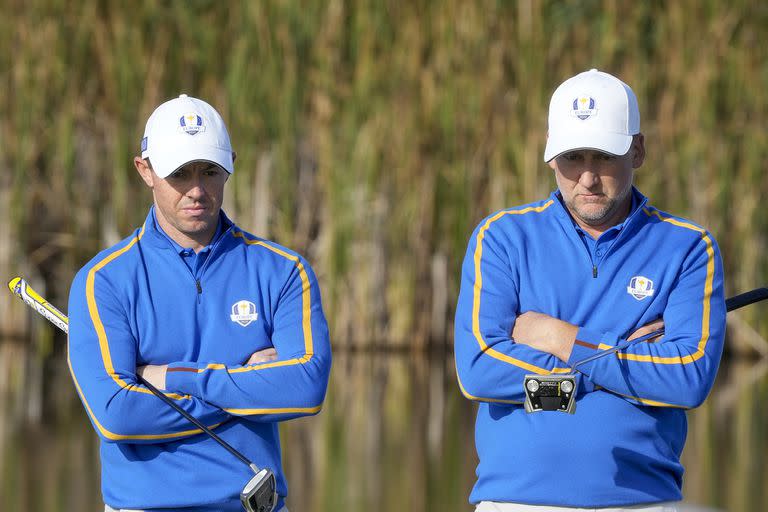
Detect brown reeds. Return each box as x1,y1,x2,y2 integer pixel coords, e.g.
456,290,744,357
2,1,768,350
3,5,768,511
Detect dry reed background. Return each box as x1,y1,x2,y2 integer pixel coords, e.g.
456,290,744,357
2,3,768,511
2,0,767,349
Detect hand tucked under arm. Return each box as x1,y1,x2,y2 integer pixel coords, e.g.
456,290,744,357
245,347,278,365
512,313,665,362
136,364,168,390
627,318,665,342
512,311,578,363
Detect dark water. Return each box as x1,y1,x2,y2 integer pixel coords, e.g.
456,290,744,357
1,343,767,511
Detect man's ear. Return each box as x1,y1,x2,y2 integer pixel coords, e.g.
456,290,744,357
134,157,155,188
631,134,646,169
547,158,558,171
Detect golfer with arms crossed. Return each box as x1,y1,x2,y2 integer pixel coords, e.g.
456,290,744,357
68,95,331,511
454,69,726,510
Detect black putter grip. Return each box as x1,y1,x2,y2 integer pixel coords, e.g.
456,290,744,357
725,287,768,312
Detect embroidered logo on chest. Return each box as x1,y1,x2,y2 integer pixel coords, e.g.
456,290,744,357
627,276,655,301
230,300,259,327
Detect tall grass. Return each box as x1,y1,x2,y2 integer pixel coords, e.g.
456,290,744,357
2,0,767,350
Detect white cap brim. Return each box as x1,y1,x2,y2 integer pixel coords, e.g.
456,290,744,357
544,130,633,162
147,142,234,179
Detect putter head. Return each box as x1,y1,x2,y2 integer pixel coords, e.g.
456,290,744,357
240,468,278,512
523,374,577,414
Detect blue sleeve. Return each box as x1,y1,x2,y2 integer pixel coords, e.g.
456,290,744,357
568,231,726,408
68,267,231,444
454,214,570,404
164,256,331,422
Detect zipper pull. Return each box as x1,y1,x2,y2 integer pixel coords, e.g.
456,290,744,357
196,280,202,294
592,266,598,278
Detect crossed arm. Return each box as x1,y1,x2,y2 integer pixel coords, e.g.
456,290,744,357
512,311,665,363
454,215,724,408
138,348,279,390
70,252,331,443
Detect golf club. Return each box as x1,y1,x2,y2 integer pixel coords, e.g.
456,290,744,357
8,276,278,512
523,286,768,413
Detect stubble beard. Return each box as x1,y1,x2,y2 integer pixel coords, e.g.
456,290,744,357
567,187,631,227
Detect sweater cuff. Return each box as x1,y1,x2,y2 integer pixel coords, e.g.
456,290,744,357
165,361,203,397
567,328,620,378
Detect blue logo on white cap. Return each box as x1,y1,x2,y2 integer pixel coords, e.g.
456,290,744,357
179,113,206,135
571,96,598,120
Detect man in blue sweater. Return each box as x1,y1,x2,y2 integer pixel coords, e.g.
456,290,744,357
68,94,331,511
454,69,726,510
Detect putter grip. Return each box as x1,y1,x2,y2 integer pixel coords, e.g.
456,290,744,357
725,288,768,312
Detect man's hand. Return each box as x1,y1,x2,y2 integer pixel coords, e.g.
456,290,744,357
245,347,278,365
627,318,665,342
512,311,578,362
136,364,168,390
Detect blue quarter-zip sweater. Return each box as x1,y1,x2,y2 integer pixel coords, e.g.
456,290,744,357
68,207,331,510
454,188,725,507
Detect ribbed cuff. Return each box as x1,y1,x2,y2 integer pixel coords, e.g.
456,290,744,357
164,361,202,396
567,327,619,377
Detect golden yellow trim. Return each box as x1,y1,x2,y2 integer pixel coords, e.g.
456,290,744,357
85,224,187,401
67,344,222,440
229,231,316,367
224,404,323,415
86,227,140,388
77,223,216,440
471,201,555,375
78,225,320,437
605,387,686,408
617,209,716,365
84,224,189,400
455,365,522,405
215,354,312,373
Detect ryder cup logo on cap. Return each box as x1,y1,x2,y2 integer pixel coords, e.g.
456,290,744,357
140,94,234,178
179,113,206,135
572,96,597,120
544,69,640,162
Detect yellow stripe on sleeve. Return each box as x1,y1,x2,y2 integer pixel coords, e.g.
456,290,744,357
224,404,323,415
471,201,554,375
617,209,716,365
229,231,316,370
84,224,189,401
67,350,223,440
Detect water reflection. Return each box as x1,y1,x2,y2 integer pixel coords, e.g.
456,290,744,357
1,340,767,511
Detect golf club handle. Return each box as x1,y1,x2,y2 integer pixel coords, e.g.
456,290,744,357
136,374,255,470
725,287,768,312
8,277,259,474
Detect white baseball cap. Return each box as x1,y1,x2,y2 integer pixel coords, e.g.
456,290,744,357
140,94,234,178
543,69,640,162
